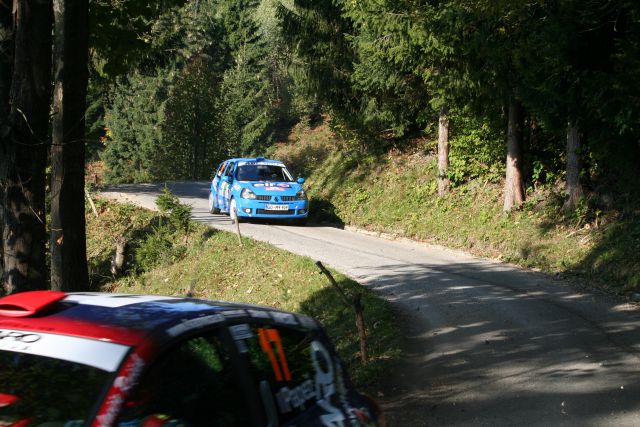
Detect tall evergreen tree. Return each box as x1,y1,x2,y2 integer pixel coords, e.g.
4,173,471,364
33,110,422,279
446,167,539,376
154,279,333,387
217,0,280,155
162,55,228,179
50,0,90,291
102,0,238,182
439,1,535,210
102,71,169,183
278,0,364,132
438,108,450,196
1,0,52,293
504,96,525,211
0,2,12,283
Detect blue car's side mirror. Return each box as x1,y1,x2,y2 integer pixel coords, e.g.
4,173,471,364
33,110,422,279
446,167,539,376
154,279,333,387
297,177,305,184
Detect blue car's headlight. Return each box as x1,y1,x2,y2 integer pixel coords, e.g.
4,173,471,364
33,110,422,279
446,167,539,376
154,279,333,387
296,189,307,200
241,188,256,199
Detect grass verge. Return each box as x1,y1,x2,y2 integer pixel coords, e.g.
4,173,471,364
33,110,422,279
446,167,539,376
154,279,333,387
271,122,640,294
87,197,400,389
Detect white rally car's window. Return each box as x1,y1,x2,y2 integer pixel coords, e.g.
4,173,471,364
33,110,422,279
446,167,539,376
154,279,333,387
233,324,347,426
117,334,251,426
0,348,113,426
0,328,130,372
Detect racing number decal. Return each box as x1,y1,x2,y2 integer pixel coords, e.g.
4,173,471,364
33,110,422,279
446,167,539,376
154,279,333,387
271,339,346,426
258,328,292,382
311,341,346,427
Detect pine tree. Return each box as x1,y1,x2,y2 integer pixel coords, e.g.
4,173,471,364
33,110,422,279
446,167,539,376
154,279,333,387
1,0,52,293
50,0,90,291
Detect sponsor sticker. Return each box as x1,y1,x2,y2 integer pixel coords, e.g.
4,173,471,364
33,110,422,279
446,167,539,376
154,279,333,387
270,312,298,326
223,309,246,318
64,293,178,308
229,323,253,341
93,352,146,427
271,339,346,426
296,315,318,329
247,309,271,319
253,183,291,190
238,161,283,167
166,314,225,337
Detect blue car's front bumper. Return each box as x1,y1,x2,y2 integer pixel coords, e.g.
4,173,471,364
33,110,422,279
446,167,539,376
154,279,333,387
235,198,309,219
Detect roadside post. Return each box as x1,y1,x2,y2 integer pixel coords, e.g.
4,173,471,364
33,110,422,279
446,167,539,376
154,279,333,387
315,261,368,363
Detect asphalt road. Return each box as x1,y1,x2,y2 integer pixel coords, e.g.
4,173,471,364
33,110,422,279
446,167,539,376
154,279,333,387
100,181,640,427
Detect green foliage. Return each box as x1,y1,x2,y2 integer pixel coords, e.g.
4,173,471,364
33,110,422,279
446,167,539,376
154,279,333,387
98,0,234,184
576,206,640,292
156,186,193,234
284,0,640,201
95,0,640,246
448,115,505,186
98,0,304,181
339,0,453,136
134,225,176,272
85,73,109,161
101,71,169,183
161,55,229,180
277,0,368,134
215,0,303,155
89,0,189,78
217,58,277,156
97,187,196,274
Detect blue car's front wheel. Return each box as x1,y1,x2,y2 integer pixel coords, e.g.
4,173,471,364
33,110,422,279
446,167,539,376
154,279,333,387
208,192,220,214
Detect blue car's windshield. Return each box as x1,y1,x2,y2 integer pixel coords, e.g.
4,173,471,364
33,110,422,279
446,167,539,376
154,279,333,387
236,164,293,182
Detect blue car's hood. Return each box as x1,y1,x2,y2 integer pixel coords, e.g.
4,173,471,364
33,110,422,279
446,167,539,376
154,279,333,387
245,181,302,195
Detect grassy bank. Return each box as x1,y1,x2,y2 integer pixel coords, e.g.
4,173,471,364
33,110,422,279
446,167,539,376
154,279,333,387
86,198,400,388
270,122,640,294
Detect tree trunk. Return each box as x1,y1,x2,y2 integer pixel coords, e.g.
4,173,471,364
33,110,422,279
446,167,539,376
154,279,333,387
110,236,127,277
2,0,52,294
528,116,539,188
50,0,90,291
0,3,13,286
503,96,525,212
437,108,450,196
563,122,583,211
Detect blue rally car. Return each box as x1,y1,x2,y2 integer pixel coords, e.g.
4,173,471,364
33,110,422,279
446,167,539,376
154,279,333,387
208,157,309,225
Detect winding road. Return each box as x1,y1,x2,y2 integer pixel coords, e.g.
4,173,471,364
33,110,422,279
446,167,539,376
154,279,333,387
100,181,640,427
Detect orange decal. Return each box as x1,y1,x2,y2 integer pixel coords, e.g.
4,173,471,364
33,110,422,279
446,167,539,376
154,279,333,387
258,328,292,382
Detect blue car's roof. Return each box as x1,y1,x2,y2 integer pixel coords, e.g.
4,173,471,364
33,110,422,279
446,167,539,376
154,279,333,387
225,157,284,165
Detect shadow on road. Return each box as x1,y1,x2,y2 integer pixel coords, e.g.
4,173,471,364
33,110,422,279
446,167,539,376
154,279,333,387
102,181,210,199
364,260,640,426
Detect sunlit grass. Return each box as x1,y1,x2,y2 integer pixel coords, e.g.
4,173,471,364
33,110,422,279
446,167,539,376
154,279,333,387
272,123,640,293
87,199,400,389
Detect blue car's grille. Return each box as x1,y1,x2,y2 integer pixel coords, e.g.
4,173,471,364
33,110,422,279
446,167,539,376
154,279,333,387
256,209,296,215
280,196,297,202
256,195,271,201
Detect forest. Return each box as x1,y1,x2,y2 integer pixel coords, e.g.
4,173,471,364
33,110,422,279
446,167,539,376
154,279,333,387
1,0,639,293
